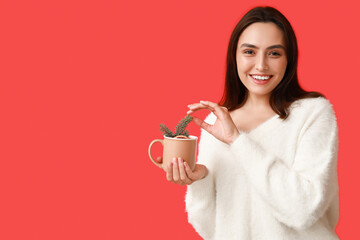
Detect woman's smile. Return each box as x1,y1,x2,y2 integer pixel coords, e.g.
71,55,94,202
250,74,273,85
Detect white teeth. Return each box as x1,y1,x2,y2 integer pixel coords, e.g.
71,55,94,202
251,75,271,80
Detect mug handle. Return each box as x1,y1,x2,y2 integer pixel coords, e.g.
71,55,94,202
148,139,163,168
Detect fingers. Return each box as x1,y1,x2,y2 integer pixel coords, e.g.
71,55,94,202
172,158,180,182
178,158,192,185
166,158,192,185
178,158,186,180
187,102,214,114
200,100,228,117
184,162,195,179
187,100,237,144
192,116,213,134
199,100,218,109
166,162,173,181
185,162,204,181
187,100,227,118
166,160,207,185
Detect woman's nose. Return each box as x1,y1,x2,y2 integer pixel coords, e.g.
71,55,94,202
255,55,269,71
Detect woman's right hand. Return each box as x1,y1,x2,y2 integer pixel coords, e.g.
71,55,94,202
155,156,208,185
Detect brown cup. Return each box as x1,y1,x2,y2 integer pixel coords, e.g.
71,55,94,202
148,135,198,172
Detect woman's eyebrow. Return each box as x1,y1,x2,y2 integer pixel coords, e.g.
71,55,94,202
240,43,285,50
267,44,285,50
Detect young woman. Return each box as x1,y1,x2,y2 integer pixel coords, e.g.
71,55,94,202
158,6,339,240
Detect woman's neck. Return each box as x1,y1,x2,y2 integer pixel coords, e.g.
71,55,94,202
243,93,272,112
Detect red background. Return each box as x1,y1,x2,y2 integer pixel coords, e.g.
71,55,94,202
0,0,359,239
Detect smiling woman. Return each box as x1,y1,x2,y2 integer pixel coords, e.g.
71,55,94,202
220,6,324,119
157,6,340,240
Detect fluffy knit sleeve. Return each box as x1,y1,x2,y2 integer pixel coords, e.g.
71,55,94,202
185,114,217,240
230,99,339,230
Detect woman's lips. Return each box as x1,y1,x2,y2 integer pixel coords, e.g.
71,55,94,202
250,74,272,85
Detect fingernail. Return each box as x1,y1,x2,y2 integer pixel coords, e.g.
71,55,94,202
178,157,182,164
173,158,177,164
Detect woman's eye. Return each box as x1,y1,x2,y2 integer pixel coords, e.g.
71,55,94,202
269,51,281,56
244,50,254,55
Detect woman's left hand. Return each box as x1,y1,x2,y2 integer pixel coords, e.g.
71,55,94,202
187,100,240,145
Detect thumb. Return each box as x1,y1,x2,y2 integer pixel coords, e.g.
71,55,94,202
192,116,212,133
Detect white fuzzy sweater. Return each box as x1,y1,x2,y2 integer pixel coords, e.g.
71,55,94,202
185,97,339,240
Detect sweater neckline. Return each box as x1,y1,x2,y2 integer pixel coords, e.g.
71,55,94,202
239,114,279,134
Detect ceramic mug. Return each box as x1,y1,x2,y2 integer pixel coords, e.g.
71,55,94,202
148,135,198,172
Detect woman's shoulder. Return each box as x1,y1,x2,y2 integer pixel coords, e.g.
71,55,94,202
290,97,334,113
289,97,336,122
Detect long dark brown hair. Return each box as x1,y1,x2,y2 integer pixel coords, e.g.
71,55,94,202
219,6,324,119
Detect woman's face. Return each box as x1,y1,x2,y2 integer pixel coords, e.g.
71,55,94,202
236,22,288,99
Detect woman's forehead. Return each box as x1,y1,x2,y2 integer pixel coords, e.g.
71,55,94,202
238,22,285,48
